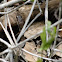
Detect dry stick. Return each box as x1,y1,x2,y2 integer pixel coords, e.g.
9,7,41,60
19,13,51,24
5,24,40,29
0,22,15,46
7,14,17,45
37,0,42,12
52,48,62,53
0,49,9,55
53,1,62,57
45,0,48,41
17,0,37,42
4,0,7,30
9,50,13,62
4,13,7,29
0,0,22,9
53,0,61,48
0,0,30,14
19,49,28,62
0,38,11,47
22,49,62,62
59,28,62,31
0,58,8,62
50,19,62,28
45,0,50,58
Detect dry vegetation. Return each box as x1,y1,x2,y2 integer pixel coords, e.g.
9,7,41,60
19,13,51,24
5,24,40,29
0,0,62,62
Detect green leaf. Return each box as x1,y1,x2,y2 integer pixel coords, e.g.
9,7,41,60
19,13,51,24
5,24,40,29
40,36,54,50
40,21,56,51
52,27,56,35
40,27,46,44
47,21,51,33
37,58,43,62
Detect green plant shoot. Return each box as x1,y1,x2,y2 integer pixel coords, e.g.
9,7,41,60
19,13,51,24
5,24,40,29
40,21,56,51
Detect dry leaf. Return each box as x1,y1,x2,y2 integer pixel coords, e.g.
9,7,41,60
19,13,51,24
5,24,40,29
23,42,41,62
24,21,44,38
23,41,46,62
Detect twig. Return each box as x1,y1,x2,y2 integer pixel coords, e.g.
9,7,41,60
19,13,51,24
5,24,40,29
53,0,62,49
45,0,48,41
0,22,15,46
7,14,17,45
45,0,50,57
0,0,22,9
0,49,9,55
4,14,7,29
4,0,7,29
22,49,60,62
0,58,8,62
37,0,42,12
50,19,62,28
9,50,13,62
52,48,62,53
59,28,62,31
0,38,11,47
52,1,62,57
